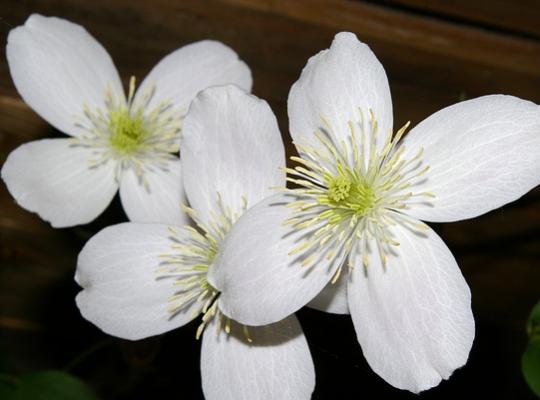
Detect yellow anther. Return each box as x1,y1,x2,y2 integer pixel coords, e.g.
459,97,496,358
243,325,253,343
331,265,343,284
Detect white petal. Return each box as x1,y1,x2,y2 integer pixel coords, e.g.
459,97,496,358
288,32,392,158
133,40,252,115
208,193,339,326
75,223,198,340
201,315,315,400
307,267,350,314
1,139,117,227
182,85,285,225
348,221,475,393
6,14,124,138
401,95,540,222
119,159,189,225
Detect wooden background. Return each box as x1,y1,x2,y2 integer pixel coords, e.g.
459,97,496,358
1,0,540,398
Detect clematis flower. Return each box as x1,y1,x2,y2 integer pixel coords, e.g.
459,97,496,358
208,32,540,392
1,14,251,227
75,85,315,399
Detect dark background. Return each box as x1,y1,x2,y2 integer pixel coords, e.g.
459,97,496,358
1,0,540,398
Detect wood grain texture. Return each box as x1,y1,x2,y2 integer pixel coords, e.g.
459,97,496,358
221,0,540,75
0,1,539,399
380,0,540,39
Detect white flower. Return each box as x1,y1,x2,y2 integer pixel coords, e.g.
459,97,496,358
1,14,252,227
206,32,540,393
75,85,315,399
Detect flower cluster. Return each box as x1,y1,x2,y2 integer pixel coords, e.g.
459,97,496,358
2,14,251,227
3,14,540,399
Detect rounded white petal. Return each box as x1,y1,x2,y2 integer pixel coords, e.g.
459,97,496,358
348,221,475,393
288,32,392,158
6,14,124,138
119,159,190,225
75,223,198,340
182,85,285,224
307,267,350,314
133,40,252,115
201,315,315,400
208,193,339,326
1,139,118,227
401,95,540,222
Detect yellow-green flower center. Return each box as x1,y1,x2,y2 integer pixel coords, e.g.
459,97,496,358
108,109,147,154
285,109,435,273
76,76,185,177
326,171,376,215
327,175,351,202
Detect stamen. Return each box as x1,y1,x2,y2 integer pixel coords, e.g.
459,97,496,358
331,264,343,284
243,325,253,343
73,77,185,183
127,76,136,106
159,194,253,342
284,108,435,269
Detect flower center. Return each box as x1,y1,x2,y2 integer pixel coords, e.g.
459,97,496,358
327,175,351,202
108,108,147,154
284,108,434,275
324,170,376,215
157,194,251,341
73,76,186,182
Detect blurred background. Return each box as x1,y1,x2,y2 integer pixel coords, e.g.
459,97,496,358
1,0,540,398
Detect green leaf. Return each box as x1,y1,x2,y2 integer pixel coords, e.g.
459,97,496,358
524,301,540,398
9,370,97,400
528,301,540,339
523,338,540,398
0,379,17,399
